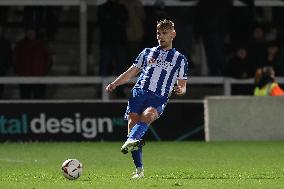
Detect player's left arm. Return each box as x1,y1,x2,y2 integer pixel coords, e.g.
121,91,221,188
174,79,187,96
174,55,188,96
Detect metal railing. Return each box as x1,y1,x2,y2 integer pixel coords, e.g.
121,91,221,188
1,76,283,101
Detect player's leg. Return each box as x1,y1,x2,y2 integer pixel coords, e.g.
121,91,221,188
121,112,146,154
129,107,158,179
128,112,140,134
122,107,158,153
128,107,158,140
140,107,159,125
127,113,145,178
128,112,146,151
121,88,147,154
121,104,162,154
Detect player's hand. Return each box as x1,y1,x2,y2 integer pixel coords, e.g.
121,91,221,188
174,85,185,96
106,83,117,93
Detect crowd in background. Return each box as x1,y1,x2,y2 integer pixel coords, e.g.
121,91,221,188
0,0,284,99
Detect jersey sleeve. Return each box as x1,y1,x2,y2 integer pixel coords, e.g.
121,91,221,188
132,49,146,70
177,56,189,80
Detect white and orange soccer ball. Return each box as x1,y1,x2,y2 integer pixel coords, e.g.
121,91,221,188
61,159,83,180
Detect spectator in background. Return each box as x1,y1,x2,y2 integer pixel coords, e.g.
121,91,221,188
224,47,254,79
254,66,284,96
247,24,268,72
194,0,232,76
225,46,255,95
13,27,52,99
0,25,13,98
266,41,284,76
97,0,128,76
120,0,145,64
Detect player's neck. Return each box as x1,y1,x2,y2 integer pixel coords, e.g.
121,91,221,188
161,44,173,51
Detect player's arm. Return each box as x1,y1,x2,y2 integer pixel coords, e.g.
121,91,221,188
174,79,187,96
106,66,141,93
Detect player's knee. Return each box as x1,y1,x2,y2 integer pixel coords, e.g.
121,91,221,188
141,108,158,124
128,113,140,127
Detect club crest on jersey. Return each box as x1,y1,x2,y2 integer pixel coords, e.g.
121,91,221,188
149,58,156,64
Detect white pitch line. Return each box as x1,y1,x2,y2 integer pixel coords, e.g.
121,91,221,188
0,158,24,163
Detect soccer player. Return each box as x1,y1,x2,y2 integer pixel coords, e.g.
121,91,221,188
106,19,189,179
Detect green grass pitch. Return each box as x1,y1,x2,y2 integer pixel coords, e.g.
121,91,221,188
0,141,284,189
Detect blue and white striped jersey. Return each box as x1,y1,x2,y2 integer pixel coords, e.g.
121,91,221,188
132,46,189,98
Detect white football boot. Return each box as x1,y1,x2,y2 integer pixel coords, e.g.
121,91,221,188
132,167,144,179
120,139,145,154
120,139,140,154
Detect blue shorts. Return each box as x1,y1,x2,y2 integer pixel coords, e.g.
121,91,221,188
124,88,168,120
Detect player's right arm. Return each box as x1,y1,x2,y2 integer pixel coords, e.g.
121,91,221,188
106,66,141,93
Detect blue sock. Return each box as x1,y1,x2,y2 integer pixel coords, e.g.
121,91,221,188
131,147,143,168
129,122,148,168
128,122,148,140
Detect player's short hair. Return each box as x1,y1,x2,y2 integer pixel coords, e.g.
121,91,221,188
157,19,175,30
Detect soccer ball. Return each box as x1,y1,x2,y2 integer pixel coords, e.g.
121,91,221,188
61,159,83,180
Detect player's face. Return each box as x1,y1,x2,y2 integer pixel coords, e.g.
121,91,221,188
157,28,176,50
